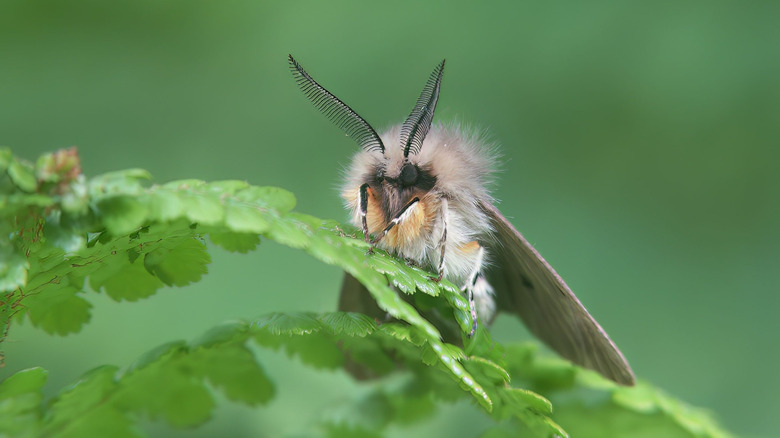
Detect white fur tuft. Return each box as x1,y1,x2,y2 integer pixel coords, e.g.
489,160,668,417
342,124,499,299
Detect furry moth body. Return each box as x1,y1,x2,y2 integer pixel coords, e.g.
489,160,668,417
289,55,635,386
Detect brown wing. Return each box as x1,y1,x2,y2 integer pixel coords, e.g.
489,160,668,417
338,273,387,321
337,273,387,380
338,272,462,380
480,201,635,386
339,272,464,344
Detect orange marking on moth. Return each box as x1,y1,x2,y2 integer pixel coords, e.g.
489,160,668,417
457,240,481,254
343,187,438,252
365,188,386,233
383,194,437,250
342,186,385,232
341,188,359,207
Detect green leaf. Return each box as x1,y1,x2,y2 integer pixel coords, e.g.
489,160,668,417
8,159,37,192
429,340,492,412
0,148,11,172
128,341,187,372
323,422,384,438
143,190,185,222
97,196,148,236
389,393,436,425
345,265,441,341
89,256,165,301
25,285,92,336
0,250,29,293
535,415,568,438
0,367,48,400
371,255,416,294
338,336,397,377
504,343,577,391
207,231,260,253
407,264,441,296
0,367,48,437
0,399,41,437
118,353,215,427
143,237,210,287
266,215,313,248
53,405,143,438
500,388,552,416
479,427,518,438
380,323,427,347
60,179,90,214
233,186,296,213
191,321,248,348
553,402,690,438
181,192,224,225
279,334,345,369
192,344,275,405
203,180,250,195
44,221,87,254
89,168,150,197
463,356,512,386
47,366,119,430
224,202,271,233
160,179,205,191
330,391,394,431
319,312,377,337
609,382,733,438
253,312,323,336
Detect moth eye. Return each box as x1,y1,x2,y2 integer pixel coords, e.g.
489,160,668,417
399,163,418,186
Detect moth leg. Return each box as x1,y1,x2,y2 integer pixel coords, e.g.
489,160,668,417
430,198,449,282
319,224,353,238
462,245,487,337
359,183,371,245
370,196,420,246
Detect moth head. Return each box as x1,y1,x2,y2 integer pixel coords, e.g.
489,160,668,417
372,151,437,193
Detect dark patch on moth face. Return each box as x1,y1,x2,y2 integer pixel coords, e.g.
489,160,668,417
414,166,437,191
365,163,438,222
399,163,417,186
377,164,436,190
369,164,436,190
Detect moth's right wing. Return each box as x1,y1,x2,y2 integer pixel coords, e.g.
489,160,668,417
480,201,636,386
337,273,388,380
338,272,386,322
339,272,464,345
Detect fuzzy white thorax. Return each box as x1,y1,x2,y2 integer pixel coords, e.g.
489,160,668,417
342,123,498,298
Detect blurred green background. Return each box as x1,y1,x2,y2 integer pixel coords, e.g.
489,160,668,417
1,1,778,437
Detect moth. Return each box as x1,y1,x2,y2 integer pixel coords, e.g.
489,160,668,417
288,55,635,386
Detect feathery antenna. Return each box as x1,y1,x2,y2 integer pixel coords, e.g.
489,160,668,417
400,60,445,157
288,55,385,154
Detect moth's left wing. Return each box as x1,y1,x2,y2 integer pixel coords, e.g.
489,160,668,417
480,201,636,386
